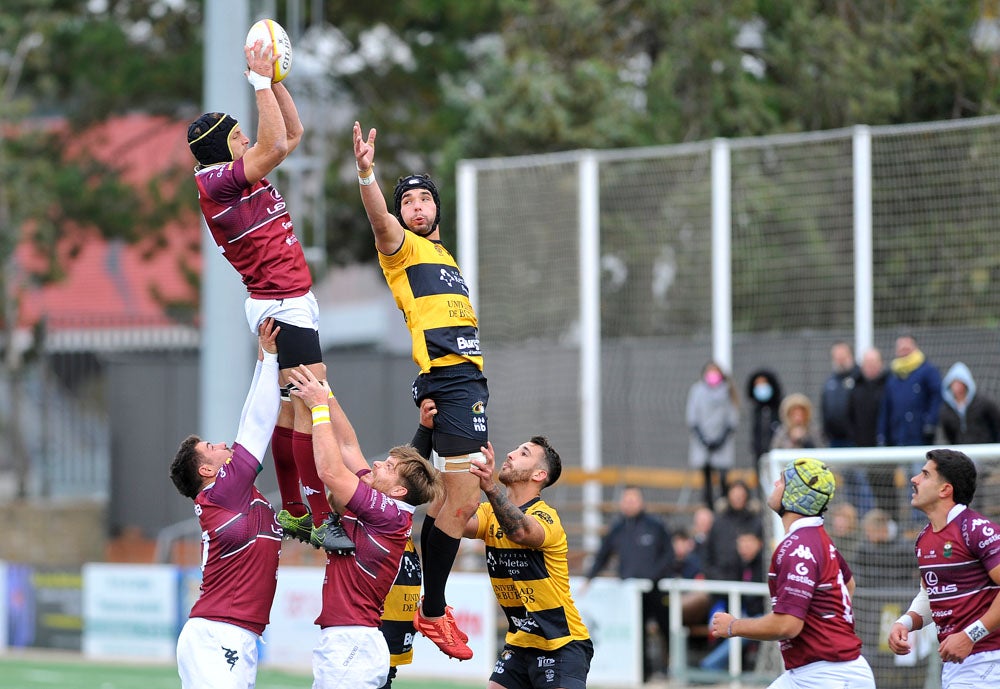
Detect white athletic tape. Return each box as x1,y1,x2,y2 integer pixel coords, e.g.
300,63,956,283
434,451,485,473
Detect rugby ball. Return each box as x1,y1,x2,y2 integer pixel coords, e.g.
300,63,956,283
245,19,293,83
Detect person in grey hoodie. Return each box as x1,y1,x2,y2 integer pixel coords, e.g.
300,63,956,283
940,362,1000,445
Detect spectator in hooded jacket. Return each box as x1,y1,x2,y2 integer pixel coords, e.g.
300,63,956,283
746,369,783,474
877,335,941,447
940,362,1000,445
770,393,823,451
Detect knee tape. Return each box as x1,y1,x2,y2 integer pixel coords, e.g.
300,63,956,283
434,451,485,473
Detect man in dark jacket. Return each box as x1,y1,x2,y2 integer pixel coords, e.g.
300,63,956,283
850,348,896,515
584,486,673,680
821,342,873,514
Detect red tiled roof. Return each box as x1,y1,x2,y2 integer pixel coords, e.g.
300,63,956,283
14,114,202,331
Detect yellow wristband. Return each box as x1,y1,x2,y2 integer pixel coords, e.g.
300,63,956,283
311,404,331,425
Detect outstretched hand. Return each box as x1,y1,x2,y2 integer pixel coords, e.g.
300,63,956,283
286,365,330,409
244,38,275,81
257,318,280,359
353,121,376,171
469,441,497,493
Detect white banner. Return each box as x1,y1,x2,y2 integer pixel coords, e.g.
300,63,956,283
261,568,496,679
571,576,643,687
260,565,324,667
82,563,178,659
405,571,498,680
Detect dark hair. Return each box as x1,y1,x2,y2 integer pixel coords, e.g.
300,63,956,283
393,174,441,235
927,448,977,505
169,435,204,500
530,435,562,487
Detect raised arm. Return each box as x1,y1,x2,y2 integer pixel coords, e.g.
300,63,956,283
470,443,546,548
234,318,281,462
287,365,359,512
353,121,405,255
326,394,370,476
242,40,291,185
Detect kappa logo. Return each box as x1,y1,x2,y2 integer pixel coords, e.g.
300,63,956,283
302,485,323,497
222,645,239,671
790,544,816,562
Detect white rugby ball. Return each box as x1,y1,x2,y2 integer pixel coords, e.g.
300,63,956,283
245,19,293,83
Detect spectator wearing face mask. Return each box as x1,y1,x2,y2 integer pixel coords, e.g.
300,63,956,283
745,369,783,478
687,361,740,508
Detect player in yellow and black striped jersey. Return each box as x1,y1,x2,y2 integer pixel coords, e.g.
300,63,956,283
355,121,488,659
463,437,593,689
378,539,421,689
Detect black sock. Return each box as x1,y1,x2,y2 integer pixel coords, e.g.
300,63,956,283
420,515,435,559
421,524,461,618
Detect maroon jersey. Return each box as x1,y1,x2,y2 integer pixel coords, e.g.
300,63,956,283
769,517,863,670
194,157,311,298
315,475,414,629
189,443,283,636
916,506,1000,653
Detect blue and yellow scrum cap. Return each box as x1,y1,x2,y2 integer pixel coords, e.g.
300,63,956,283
781,457,836,516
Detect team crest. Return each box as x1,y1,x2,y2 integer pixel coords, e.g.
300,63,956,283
472,401,485,414
943,542,953,558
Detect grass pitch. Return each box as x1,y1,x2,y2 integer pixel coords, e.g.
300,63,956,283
0,654,481,689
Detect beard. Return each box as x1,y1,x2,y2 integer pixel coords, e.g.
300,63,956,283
499,466,534,486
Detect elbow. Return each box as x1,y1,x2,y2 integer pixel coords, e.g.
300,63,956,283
776,616,804,640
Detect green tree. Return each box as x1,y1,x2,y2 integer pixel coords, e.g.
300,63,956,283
1,0,201,496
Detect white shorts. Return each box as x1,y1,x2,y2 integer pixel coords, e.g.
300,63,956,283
312,625,389,689
244,292,319,334
942,648,1000,688
176,617,260,689
768,656,875,689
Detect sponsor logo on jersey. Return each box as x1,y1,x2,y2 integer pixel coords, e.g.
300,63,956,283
532,509,554,525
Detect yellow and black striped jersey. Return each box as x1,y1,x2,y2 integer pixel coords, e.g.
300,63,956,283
379,537,421,667
379,232,483,374
474,497,589,651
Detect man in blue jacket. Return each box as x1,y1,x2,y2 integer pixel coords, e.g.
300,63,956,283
878,335,941,447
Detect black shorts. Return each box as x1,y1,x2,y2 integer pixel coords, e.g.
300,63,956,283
274,321,322,370
490,640,593,689
411,363,488,455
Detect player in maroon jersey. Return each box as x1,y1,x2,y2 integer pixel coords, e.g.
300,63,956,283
186,39,352,554
286,364,444,689
888,449,1000,687
169,319,283,689
710,458,875,688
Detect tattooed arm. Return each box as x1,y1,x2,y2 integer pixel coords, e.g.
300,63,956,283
471,442,546,548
